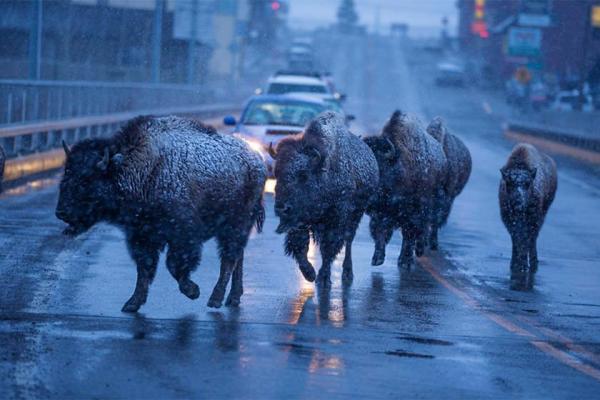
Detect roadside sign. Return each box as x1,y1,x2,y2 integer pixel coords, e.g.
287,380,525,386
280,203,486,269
173,0,215,43
518,0,551,27
508,27,542,57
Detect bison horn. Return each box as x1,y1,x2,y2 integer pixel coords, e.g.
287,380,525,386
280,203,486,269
96,147,110,171
383,137,397,160
62,140,71,156
268,142,277,159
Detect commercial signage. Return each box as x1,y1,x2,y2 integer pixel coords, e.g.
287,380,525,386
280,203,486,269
508,27,542,57
592,6,600,28
518,0,551,27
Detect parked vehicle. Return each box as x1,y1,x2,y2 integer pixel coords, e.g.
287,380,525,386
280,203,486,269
551,90,594,112
435,61,466,86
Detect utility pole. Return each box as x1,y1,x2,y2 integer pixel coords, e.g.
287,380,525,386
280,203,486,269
151,0,164,83
28,0,43,80
187,0,198,84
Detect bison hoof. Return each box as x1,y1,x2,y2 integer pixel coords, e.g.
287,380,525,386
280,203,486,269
179,280,200,300
299,263,316,282
121,298,142,313
207,296,223,309
316,271,331,288
225,294,241,307
398,256,413,269
371,252,385,266
342,269,354,284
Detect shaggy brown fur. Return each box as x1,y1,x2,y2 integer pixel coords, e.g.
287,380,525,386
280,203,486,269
499,143,557,289
426,117,472,249
365,110,447,267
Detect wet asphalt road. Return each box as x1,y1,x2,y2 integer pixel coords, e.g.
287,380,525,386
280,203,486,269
1,36,600,399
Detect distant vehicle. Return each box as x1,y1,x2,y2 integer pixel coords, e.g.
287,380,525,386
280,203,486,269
223,94,353,177
287,39,315,71
551,90,594,112
435,61,466,86
264,71,346,104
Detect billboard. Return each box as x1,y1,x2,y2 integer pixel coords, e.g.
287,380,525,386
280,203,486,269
507,27,542,57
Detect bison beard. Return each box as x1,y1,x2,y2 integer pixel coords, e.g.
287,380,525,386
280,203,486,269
365,110,447,268
271,111,379,287
55,116,266,312
426,117,472,250
499,143,557,290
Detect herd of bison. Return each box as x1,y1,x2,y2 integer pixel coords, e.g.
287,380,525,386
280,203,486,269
53,110,557,312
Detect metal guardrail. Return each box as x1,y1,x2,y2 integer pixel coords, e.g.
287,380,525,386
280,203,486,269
0,103,237,182
0,79,219,127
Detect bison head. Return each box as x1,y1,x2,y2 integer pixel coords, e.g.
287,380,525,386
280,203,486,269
363,135,405,205
270,138,327,234
500,166,537,212
56,139,122,236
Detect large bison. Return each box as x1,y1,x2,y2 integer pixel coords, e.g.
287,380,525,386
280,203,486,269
269,111,379,287
499,143,557,288
426,117,472,250
365,110,447,267
55,116,266,311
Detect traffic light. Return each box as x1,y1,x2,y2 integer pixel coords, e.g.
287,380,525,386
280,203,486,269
271,1,281,12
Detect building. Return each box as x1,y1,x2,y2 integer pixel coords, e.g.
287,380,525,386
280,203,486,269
0,0,254,84
457,0,600,86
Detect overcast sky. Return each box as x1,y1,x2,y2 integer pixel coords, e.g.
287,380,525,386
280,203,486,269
287,0,457,37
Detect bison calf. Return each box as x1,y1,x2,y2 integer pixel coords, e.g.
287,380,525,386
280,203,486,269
270,111,379,287
365,110,446,267
426,117,472,250
499,143,557,289
56,116,266,311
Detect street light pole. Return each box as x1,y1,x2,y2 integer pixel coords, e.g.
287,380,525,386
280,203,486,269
28,0,43,80
187,0,198,84
151,0,164,83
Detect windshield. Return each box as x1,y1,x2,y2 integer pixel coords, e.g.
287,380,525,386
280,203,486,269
242,101,325,126
267,83,328,94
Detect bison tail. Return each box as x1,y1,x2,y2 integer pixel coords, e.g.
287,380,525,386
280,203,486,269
253,196,265,234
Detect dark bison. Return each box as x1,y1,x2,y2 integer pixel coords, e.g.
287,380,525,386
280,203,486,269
499,143,557,288
365,110,446,267
0,145,5,193
426,117,472,250
269,111,379,286
56,116,266,312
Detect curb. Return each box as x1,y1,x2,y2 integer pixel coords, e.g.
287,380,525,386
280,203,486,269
505,121,600,153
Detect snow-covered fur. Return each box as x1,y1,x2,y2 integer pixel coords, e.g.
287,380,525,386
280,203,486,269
426,117,472,249
0,145,5,193
499,143,556,288
364,110,447,267
272,111,379,286
56,115,266,311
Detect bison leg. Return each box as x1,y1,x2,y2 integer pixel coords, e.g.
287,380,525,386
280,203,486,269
510,234,528,273
370,215,393,266
317,230,345,288
342,213,363,283
225,254,244,307
122,237,160,313
429,225,439,251
209,231,248,308
166,243,200,300
528,237,538,274
285,228,316,282
399,228,416,268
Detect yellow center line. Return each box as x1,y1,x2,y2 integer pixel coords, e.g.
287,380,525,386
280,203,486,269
419,257,600,382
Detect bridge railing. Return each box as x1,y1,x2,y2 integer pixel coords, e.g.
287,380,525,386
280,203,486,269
0,103,237,182
0,79,220,127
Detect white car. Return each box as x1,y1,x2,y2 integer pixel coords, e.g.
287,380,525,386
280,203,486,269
264,71,345,104
551,90,594,112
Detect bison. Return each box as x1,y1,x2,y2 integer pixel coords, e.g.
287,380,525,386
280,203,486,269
499,143,557,289
55,115,266,312
426,117,472,250
269,111,379,287
365,110,447,268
